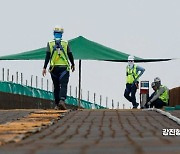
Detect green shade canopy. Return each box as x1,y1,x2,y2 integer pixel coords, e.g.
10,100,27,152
69,36,142,61
0,36,171,62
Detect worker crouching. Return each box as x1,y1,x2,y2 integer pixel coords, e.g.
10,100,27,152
145,77,169,109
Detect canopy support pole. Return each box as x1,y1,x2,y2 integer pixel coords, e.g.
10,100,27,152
78,60,81,108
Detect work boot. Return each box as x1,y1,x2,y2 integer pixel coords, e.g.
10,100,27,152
59,100,67,110
132,103,139,109
54,105,60,110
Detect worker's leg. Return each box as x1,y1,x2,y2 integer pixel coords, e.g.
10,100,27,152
154,99,166,108
131,83,137,107
51,71,60,106
59,70,70,101
124,84,132,102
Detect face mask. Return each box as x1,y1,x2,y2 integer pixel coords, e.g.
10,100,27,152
128,61,134,69
54,32,62,40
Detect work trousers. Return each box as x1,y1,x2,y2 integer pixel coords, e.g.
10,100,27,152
146,92,167,109
50,66,69,105
124,83,137,107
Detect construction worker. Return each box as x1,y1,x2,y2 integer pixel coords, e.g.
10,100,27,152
147,77,169,108
42,26,75,110
124,55,145,109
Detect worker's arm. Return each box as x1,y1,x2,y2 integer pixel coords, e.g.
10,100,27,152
134,65,145,82
43,43,51,69
149,86,165,102
67,45,75,72
42,43,51,76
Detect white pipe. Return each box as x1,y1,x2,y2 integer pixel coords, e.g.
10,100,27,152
142,108,180,125
154,108,180,125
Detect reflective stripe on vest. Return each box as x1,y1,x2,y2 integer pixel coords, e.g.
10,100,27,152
126,65,138,84
158,85,169,104
49,40,69,68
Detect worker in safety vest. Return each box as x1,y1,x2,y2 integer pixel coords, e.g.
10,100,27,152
147,77,169,108
42,26,75,110
124,55,145,109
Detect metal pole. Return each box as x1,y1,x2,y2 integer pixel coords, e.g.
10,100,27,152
75,86,78,98
78,60,81,108
100,95,102,106
11,75,14,82
2,68,4,81
21,73,23,85
47,79,49,91
87,91,90,101
112,99,114,109
36,76,38,88
94,93,96,104
106,97,108,108
16,72,18,84
31,75,33,87
7,69,9,81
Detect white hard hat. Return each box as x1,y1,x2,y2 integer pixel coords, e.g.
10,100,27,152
154,77,161,83
54,25,64,33
128,55,134,61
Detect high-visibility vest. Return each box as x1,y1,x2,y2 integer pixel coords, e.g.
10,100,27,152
126,65,138,84
158,85,169,104
49,40,70,68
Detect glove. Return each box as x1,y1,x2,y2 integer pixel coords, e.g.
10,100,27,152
42,68,46,77
147,101,151,106
71,65,75,72
135,82,139,89
132,81,139,89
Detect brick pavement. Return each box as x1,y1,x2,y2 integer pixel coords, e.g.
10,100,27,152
0,109,68,146
0,110,34,124
0,109,179,154
168,110,180,118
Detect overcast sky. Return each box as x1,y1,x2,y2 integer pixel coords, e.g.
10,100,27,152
0,0,180,109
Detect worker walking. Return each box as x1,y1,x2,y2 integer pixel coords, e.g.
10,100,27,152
124,55,145,109
146,77,169,108
42,26,75,110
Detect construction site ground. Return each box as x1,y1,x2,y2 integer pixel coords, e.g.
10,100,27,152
0,109,179,154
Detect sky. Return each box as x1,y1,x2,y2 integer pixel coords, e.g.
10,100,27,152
0,0,180,109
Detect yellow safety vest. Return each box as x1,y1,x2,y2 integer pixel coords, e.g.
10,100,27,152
126,65,138,84
49,40,70,70
158,85,169,104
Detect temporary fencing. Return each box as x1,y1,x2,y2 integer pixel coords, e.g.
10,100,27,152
0,81,106,109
